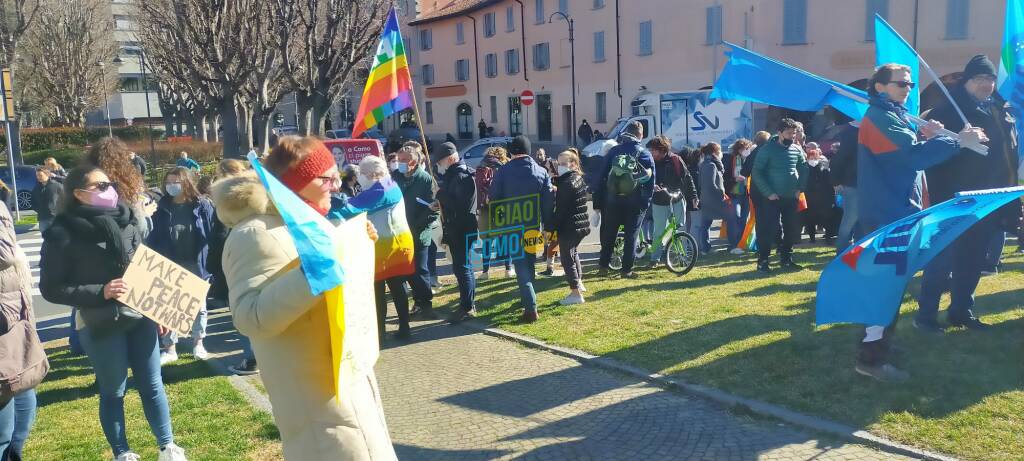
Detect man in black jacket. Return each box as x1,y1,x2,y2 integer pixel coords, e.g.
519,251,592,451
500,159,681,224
829,119,860,252
431,142,479,323
32,167,62,232
916,54,1020,332
646,135,697,267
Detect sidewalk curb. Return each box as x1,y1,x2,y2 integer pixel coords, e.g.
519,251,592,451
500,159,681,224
465,320,957,461
203,352,274,414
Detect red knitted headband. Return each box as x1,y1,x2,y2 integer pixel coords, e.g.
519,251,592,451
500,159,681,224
280,142,336,192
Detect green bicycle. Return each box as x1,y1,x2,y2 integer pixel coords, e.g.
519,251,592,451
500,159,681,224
610,213,699,275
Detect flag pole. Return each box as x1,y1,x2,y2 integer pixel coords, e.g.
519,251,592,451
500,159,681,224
917,55,971,128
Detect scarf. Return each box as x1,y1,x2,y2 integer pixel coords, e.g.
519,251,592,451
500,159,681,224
61,203,136,271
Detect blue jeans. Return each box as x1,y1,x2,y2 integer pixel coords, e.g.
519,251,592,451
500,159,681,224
650,202,685,261
9,389,36,458
409,241,434,308
80,319,174,455
68,309,83,356
698,206,741,252
835,186,861,252
427,241,439,280
985,231,1006,269
449,235,477,312
159,306,209,349
511,253,538,312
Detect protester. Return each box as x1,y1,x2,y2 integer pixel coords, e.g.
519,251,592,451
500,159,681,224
175,151,201,172
478,118,488,139
432,142,479,323
578,119,593,147
40,165,187,461
549,149,590,304
696,142,741,254
647,136,697,266
594,121,654,278
531,148,560,276
829,115,861,252
490,136,553,322
339,164,360,200
917,54,1018,333
0,201,47,461
129,151,147,177
147,167,214,363
801,142,837,243
32,167,62,233
852,63,985,382
751,119,808,272
394,143,440,319
680,146,701,235
475,146,513,279
728,139,755,236
43,157,66,182
212,136,397,460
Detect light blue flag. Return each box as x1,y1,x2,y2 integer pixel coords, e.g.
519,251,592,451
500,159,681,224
816,186,1024,326
247,152,344,295
874,14,920,116
710,42,869,121
997,0,1024,159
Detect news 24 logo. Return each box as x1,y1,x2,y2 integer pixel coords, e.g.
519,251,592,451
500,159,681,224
467,194,543,266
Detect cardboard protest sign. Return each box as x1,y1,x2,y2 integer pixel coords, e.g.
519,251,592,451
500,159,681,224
329,213,380,384
117,244,210,336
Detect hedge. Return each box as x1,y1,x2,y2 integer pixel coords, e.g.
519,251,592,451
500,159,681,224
0,126,165,152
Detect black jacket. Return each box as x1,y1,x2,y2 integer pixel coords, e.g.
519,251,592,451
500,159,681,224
206,212,230,300
652,152,697,207
926,84,1019,203
32,180,62,220
550,171,590,239
829,123,859,188
131,155,147,177
740,145,762,200
436,162,478,246
39,204,143,311
805,159,836,219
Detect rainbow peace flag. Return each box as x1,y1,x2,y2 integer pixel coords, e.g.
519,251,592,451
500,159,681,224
351,8,414,139
737,178,757,251
338,178,415,281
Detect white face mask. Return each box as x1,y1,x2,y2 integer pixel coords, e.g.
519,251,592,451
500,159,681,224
389,162,399,172
741,148,753,158
807,159,820,167
165,183,182,197
557,165,570,176
357,173,375,189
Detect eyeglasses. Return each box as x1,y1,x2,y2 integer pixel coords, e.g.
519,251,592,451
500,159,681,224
887,81,916,89
82,181,116,192
316,175,340,189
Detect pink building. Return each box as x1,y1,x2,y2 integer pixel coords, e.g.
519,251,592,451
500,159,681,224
399,0,1003,146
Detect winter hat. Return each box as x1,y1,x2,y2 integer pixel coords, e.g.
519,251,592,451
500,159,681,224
962,54,997,81
508,135,532,156
279,141,336,192
431,141,458,163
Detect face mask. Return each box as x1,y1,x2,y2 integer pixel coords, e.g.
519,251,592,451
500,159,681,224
397,162,410,174
389,162,399,172
557,165,570,176
166,183,182,197
357,173,375,189
782,138,794,147
741,148,753,158
80,186,119,209
436,161,449,175
807,159,820,167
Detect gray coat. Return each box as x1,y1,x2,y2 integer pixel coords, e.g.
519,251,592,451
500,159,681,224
699,156,728,216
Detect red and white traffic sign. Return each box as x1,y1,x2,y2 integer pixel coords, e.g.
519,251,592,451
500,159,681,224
520,90,534,106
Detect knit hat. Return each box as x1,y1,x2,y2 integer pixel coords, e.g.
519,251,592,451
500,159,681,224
431,141,458,163
508,135,531,156
280,141,336,192
962,54,997,81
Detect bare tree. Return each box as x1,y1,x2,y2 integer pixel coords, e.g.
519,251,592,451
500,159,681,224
0,0,38,68
20,0,117,127
273,0,391,135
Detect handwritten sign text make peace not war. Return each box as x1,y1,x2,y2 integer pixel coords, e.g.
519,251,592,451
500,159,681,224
116,245,210,336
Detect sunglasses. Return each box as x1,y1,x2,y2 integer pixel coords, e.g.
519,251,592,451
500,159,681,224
887,81,916,89
81,181,116,192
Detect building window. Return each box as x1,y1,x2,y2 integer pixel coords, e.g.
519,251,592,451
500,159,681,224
593,31,605,62
782,0,807,45
706,5,723,45
535,0,544,24
638,21,653,56
113,15,134,31
864,0,888,41
485,53,498,77
490,95,498,123
532,42,550,70
596,92,607,123
507,6,516,32
421,64,435,85
945,0,969,40
456,22,465,44
558,0,568,14
484,12,496,37
456,59,470,81
426,101,434,124
420,29,433,50
505,49,521,74
594,0,605,9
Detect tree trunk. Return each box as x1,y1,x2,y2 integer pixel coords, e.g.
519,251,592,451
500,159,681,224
296,91,315,136
219,91,240,158
311,95,331,136
198,114,209,142
176,117,184,137
163,115,174,138
211,115,220,143
237,102,253,151
254,113,271,153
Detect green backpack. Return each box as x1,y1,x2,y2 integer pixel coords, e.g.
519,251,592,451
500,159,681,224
606,152,650,197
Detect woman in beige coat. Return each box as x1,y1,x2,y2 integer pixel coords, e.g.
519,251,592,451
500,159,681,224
211,136,397,461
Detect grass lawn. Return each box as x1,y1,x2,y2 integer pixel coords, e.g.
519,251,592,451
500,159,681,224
435,244,1024,460
26,343,282,461
15,214,36,226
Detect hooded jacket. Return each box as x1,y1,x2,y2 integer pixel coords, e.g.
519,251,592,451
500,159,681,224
211,171,397,461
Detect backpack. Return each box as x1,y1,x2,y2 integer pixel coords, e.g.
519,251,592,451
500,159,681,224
606,151,650,197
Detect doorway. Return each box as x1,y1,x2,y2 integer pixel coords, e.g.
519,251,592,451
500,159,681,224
457,103,473,139
537,94,552,142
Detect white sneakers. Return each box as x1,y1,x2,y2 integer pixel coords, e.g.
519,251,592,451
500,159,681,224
159,349,178,366
560,293,586,305
114,452,141,461
729,248,745,255
192,341,209,360
158,443,188,461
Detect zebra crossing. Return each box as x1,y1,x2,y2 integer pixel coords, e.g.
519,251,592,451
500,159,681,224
18,230,42,297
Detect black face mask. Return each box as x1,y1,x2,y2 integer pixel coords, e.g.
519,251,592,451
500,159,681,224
781,138,794,147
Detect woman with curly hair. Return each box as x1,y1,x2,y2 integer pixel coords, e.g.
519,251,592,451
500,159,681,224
85,138,153,238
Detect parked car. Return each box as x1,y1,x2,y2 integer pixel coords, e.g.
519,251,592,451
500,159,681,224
0,165,40,211
387,126,424,153
361,128,388,147
325,129,352,139
460,137,513,169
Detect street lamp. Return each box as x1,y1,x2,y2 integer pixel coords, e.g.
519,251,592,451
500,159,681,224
96,60,112,137
549,11,577,147
114,50,156,168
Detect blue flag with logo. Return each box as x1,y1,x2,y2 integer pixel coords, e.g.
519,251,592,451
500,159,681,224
874,14,920,117
710,42,869,121
998,0,1024,161
816,187,1024,326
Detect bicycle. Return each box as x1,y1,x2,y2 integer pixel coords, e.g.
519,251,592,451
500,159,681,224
610,213,698,274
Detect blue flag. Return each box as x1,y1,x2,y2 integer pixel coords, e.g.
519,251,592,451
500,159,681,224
816,187,1024,326
874,14,920,116
998,0,1024,160
710,42,869,121
247,152,344,295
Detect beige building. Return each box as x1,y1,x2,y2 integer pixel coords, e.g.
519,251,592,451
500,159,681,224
400,0,1004,146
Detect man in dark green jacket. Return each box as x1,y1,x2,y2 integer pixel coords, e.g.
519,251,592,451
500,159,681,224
395,143,440,318
752,118,809,272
